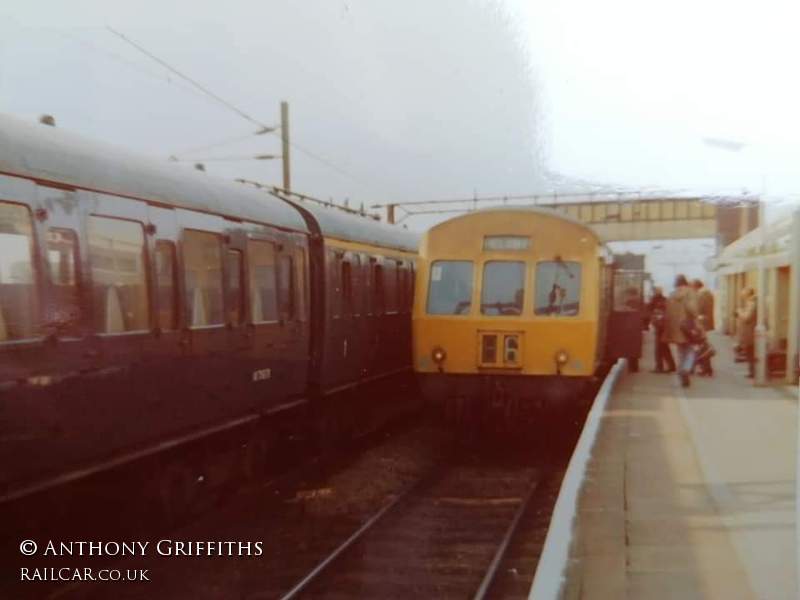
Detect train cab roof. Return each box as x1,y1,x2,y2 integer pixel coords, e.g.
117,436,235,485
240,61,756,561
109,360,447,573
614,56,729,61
425,205,602,238
419,205,612,264
0,113,308,233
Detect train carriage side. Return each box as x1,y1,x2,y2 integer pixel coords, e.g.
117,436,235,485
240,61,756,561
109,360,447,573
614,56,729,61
274,197,420,435
0,113,417,506
413,207,611,424
0,114,316,502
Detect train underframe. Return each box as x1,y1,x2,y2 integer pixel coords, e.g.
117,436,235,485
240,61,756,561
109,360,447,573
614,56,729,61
418,372,595,436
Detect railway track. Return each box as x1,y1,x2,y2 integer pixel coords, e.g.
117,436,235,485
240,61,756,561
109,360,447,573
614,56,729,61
270,459,557,600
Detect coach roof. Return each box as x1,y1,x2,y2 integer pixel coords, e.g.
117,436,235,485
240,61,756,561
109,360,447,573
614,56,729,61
0,113,308,232
271,189,419,253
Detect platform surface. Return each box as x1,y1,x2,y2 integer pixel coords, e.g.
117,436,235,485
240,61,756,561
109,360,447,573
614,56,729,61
562,332,798,600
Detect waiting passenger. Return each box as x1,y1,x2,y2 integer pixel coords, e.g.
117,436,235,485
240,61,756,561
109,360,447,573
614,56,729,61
664,274,699,388
647,286,675,373
737,287,757,378
692,279,715,376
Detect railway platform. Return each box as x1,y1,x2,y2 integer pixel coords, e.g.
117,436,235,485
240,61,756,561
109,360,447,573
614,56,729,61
555,331,798,600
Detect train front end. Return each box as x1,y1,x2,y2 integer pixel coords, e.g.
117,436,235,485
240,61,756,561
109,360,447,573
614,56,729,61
412,208,610,429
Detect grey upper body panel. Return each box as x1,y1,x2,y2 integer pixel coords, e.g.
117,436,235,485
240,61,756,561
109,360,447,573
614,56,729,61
0,113,308,232
274,192,419,253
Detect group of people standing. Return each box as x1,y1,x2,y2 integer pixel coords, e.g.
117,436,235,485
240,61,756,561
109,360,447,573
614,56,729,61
647,275,717,388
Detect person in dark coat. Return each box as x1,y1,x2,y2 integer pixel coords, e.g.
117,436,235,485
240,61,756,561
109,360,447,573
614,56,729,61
664,274,699,387
692,279,715,376
647,286,675,373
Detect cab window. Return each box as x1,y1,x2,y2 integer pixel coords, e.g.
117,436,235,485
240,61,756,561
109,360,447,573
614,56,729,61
534,261,582,316
184,230,224,327
0,202,38,341
88,216,149,333
427,260,473,315
481,261,524,316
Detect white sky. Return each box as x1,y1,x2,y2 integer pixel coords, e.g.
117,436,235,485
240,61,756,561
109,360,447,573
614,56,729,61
1,0,798,252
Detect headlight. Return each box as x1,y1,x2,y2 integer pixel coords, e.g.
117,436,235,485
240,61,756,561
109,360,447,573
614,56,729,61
431,346,447,364
555,350,569,366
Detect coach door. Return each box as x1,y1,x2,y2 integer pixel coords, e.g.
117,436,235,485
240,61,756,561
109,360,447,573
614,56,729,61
607,269,645,369
177,211,230,424
246,233,291,409
141,204,185,435
274,235,307,401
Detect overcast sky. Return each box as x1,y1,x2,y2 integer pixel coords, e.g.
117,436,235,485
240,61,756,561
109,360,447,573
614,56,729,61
1,0,798,239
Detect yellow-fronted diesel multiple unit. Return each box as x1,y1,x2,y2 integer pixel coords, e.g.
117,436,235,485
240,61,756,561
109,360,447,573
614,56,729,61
413,207,614,424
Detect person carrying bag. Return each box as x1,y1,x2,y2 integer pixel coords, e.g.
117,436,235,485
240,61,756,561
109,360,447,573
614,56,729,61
664,274,700,388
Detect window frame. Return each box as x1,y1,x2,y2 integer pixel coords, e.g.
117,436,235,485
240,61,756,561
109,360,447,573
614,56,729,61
479,260,526,317
87,215,150,335
226,248,245,327
341,257,353,317
154,240,179,332
373,261,385,316
182,228,225,329
45,226,83,336
277,253,295,322
0,201,41,344
426,259,474,316
533,260,583,317
247,238,280,325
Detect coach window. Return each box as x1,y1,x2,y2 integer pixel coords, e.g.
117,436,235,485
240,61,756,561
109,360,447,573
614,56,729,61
248,240,278,323
155,241,177,331
46,228,81,332
184,230,224,327
427,260,472,315
0,202,38,341
364,256,374,315
400,262,412,313
350,254,361,316
278,254,295,320
330,252,342,318
534,261,582,316
294,247,307,321
374,263,385,315
384,260,398,314
341,259,353,316
226,249,244,326
481,261,524,316
88,216,149,333
406,261,416,313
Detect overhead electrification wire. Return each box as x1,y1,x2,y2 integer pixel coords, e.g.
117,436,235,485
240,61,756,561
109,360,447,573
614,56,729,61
56,31,222,107
106,26,372,189
170,154,280,162
167,132,272,161
106,26,275,133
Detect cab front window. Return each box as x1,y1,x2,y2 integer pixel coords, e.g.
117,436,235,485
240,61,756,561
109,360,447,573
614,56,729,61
534,260,582,316
427,260,473,315
480,261,525,316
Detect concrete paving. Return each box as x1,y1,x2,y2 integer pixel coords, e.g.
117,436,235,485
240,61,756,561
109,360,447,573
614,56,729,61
561,332,798,600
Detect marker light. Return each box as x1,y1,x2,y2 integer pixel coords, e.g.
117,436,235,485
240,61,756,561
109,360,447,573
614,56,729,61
431,346,447,364
555,350,569,366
